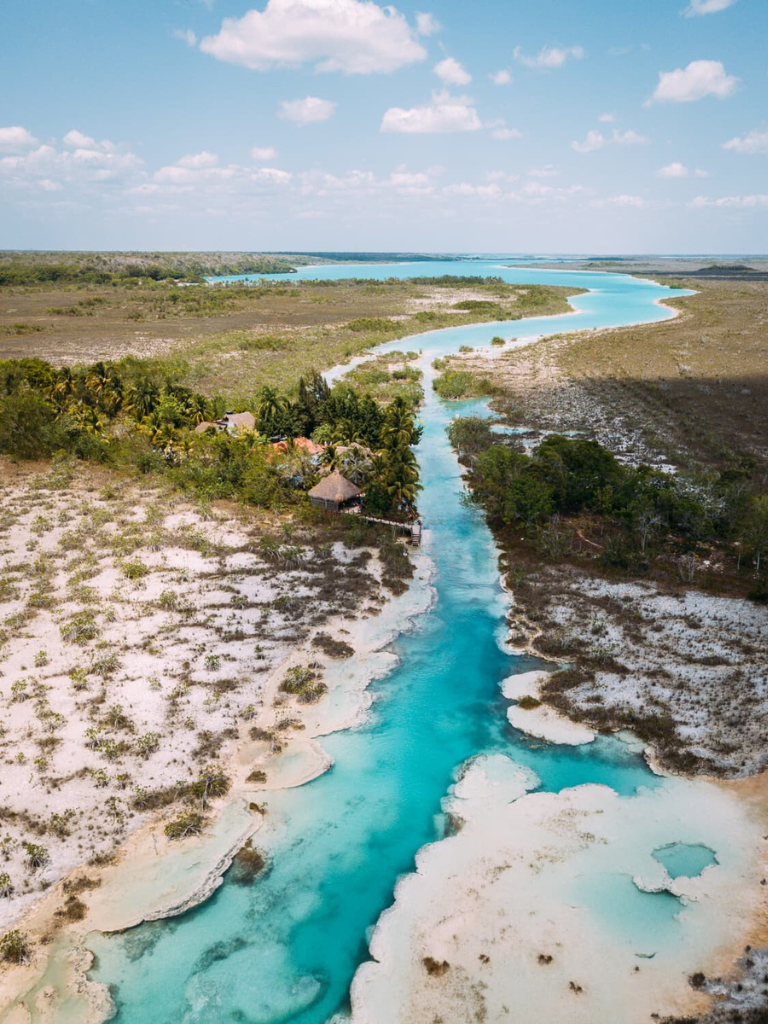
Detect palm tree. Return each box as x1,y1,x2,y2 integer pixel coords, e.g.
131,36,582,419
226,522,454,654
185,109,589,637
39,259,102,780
340,446,372,486
257,386,286,434
320,444,341,472
125,377,160,420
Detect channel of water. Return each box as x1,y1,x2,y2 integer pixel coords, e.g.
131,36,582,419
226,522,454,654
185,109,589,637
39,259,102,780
88,261,697,1022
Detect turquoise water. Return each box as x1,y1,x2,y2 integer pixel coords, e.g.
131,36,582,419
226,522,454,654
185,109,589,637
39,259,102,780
89,263,692,1023
653,843,718,879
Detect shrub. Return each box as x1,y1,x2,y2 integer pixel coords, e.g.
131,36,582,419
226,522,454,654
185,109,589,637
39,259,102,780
517,695,542,710
61,612,99,645
433,371,493,400
0,930,31,965
164,811,205,840
122,559,149,581
23,842,49,869
0,872,14,898
135,732,160,758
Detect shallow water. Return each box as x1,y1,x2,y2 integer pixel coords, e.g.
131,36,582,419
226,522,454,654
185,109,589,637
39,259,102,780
89,261,697,1022
653,842,719,880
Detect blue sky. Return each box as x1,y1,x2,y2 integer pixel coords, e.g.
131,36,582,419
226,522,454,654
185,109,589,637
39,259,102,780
1,0,766,252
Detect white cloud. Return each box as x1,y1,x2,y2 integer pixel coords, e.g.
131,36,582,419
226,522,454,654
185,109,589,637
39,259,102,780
0,126,38,150
491,69,512,85
491,126,522,141
0,134,142,191
613,128,649,145
174,28,198,46
416,12,440,36
656,161,689,178
572,129,606,153
252,167,292,184
200,0,427,74
592,194,648,208
63,130,97,149
443,182,502,199
572,126,648,153
690,193,768,208
251,145,278,161
434,57,471,86
598,112,616,123
279,96,337,126
722,129,768,154
529,165,558,177
683,0,737,16
648,60,739,104
513,44,584,69
177,151,219,168
381,91,482,134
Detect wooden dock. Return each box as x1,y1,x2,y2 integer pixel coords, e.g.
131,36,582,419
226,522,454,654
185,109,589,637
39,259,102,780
340,508,424,545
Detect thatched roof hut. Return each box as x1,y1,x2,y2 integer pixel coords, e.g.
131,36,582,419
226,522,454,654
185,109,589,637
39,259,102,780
307,470,361,511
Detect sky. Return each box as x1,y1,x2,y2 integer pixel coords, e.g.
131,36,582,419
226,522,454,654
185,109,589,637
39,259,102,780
1,0,767,253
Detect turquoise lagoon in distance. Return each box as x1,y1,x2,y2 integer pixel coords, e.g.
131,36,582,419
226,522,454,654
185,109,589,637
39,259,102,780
89,261,706,1023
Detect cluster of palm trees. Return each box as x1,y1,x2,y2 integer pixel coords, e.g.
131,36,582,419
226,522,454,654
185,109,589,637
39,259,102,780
38,360,214,448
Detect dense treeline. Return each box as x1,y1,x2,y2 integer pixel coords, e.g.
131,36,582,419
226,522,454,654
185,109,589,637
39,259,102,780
0,256,299,289
0,357,422,518
448,416,768,582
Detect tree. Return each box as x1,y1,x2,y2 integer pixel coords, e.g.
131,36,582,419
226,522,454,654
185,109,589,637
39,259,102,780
256,386,287,436
125,377,160,419
743,495,768,573
191,766,230,809
629,498,664,555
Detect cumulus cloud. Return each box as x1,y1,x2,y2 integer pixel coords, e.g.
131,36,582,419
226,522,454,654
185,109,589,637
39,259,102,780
199,0,427,74
690,193,768,208
656,162,709,178
0,126,38,150
381,91,482,134
253,167,292,184
434,57,471,86
491,126,522,141
177,151,219,168
591,194,648,208
513,44,584,69
528,165,558,177
416,12,440,36
174,28,198,46
598,112,616,123
491,69,512,85
613,128,649,145
572,127,648,152
251,145,278,161
0,131,142,191
722,129,768,154
683,0,737,15
572,129,606,153
648,60,739,103
279,97,336,126
656,162,688,178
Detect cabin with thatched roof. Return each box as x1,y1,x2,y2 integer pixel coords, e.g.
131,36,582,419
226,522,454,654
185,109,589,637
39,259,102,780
307,470,361,512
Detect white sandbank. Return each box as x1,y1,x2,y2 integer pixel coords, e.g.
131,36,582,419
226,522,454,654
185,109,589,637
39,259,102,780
503,669,597,746
351,755,768,1024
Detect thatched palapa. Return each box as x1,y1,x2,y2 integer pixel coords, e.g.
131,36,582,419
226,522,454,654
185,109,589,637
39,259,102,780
307,470,361,511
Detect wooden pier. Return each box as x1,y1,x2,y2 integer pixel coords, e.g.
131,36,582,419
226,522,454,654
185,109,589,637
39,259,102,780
340,508,424,546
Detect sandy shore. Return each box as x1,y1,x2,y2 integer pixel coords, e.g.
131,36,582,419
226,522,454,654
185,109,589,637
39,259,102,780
0,480,436,1023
